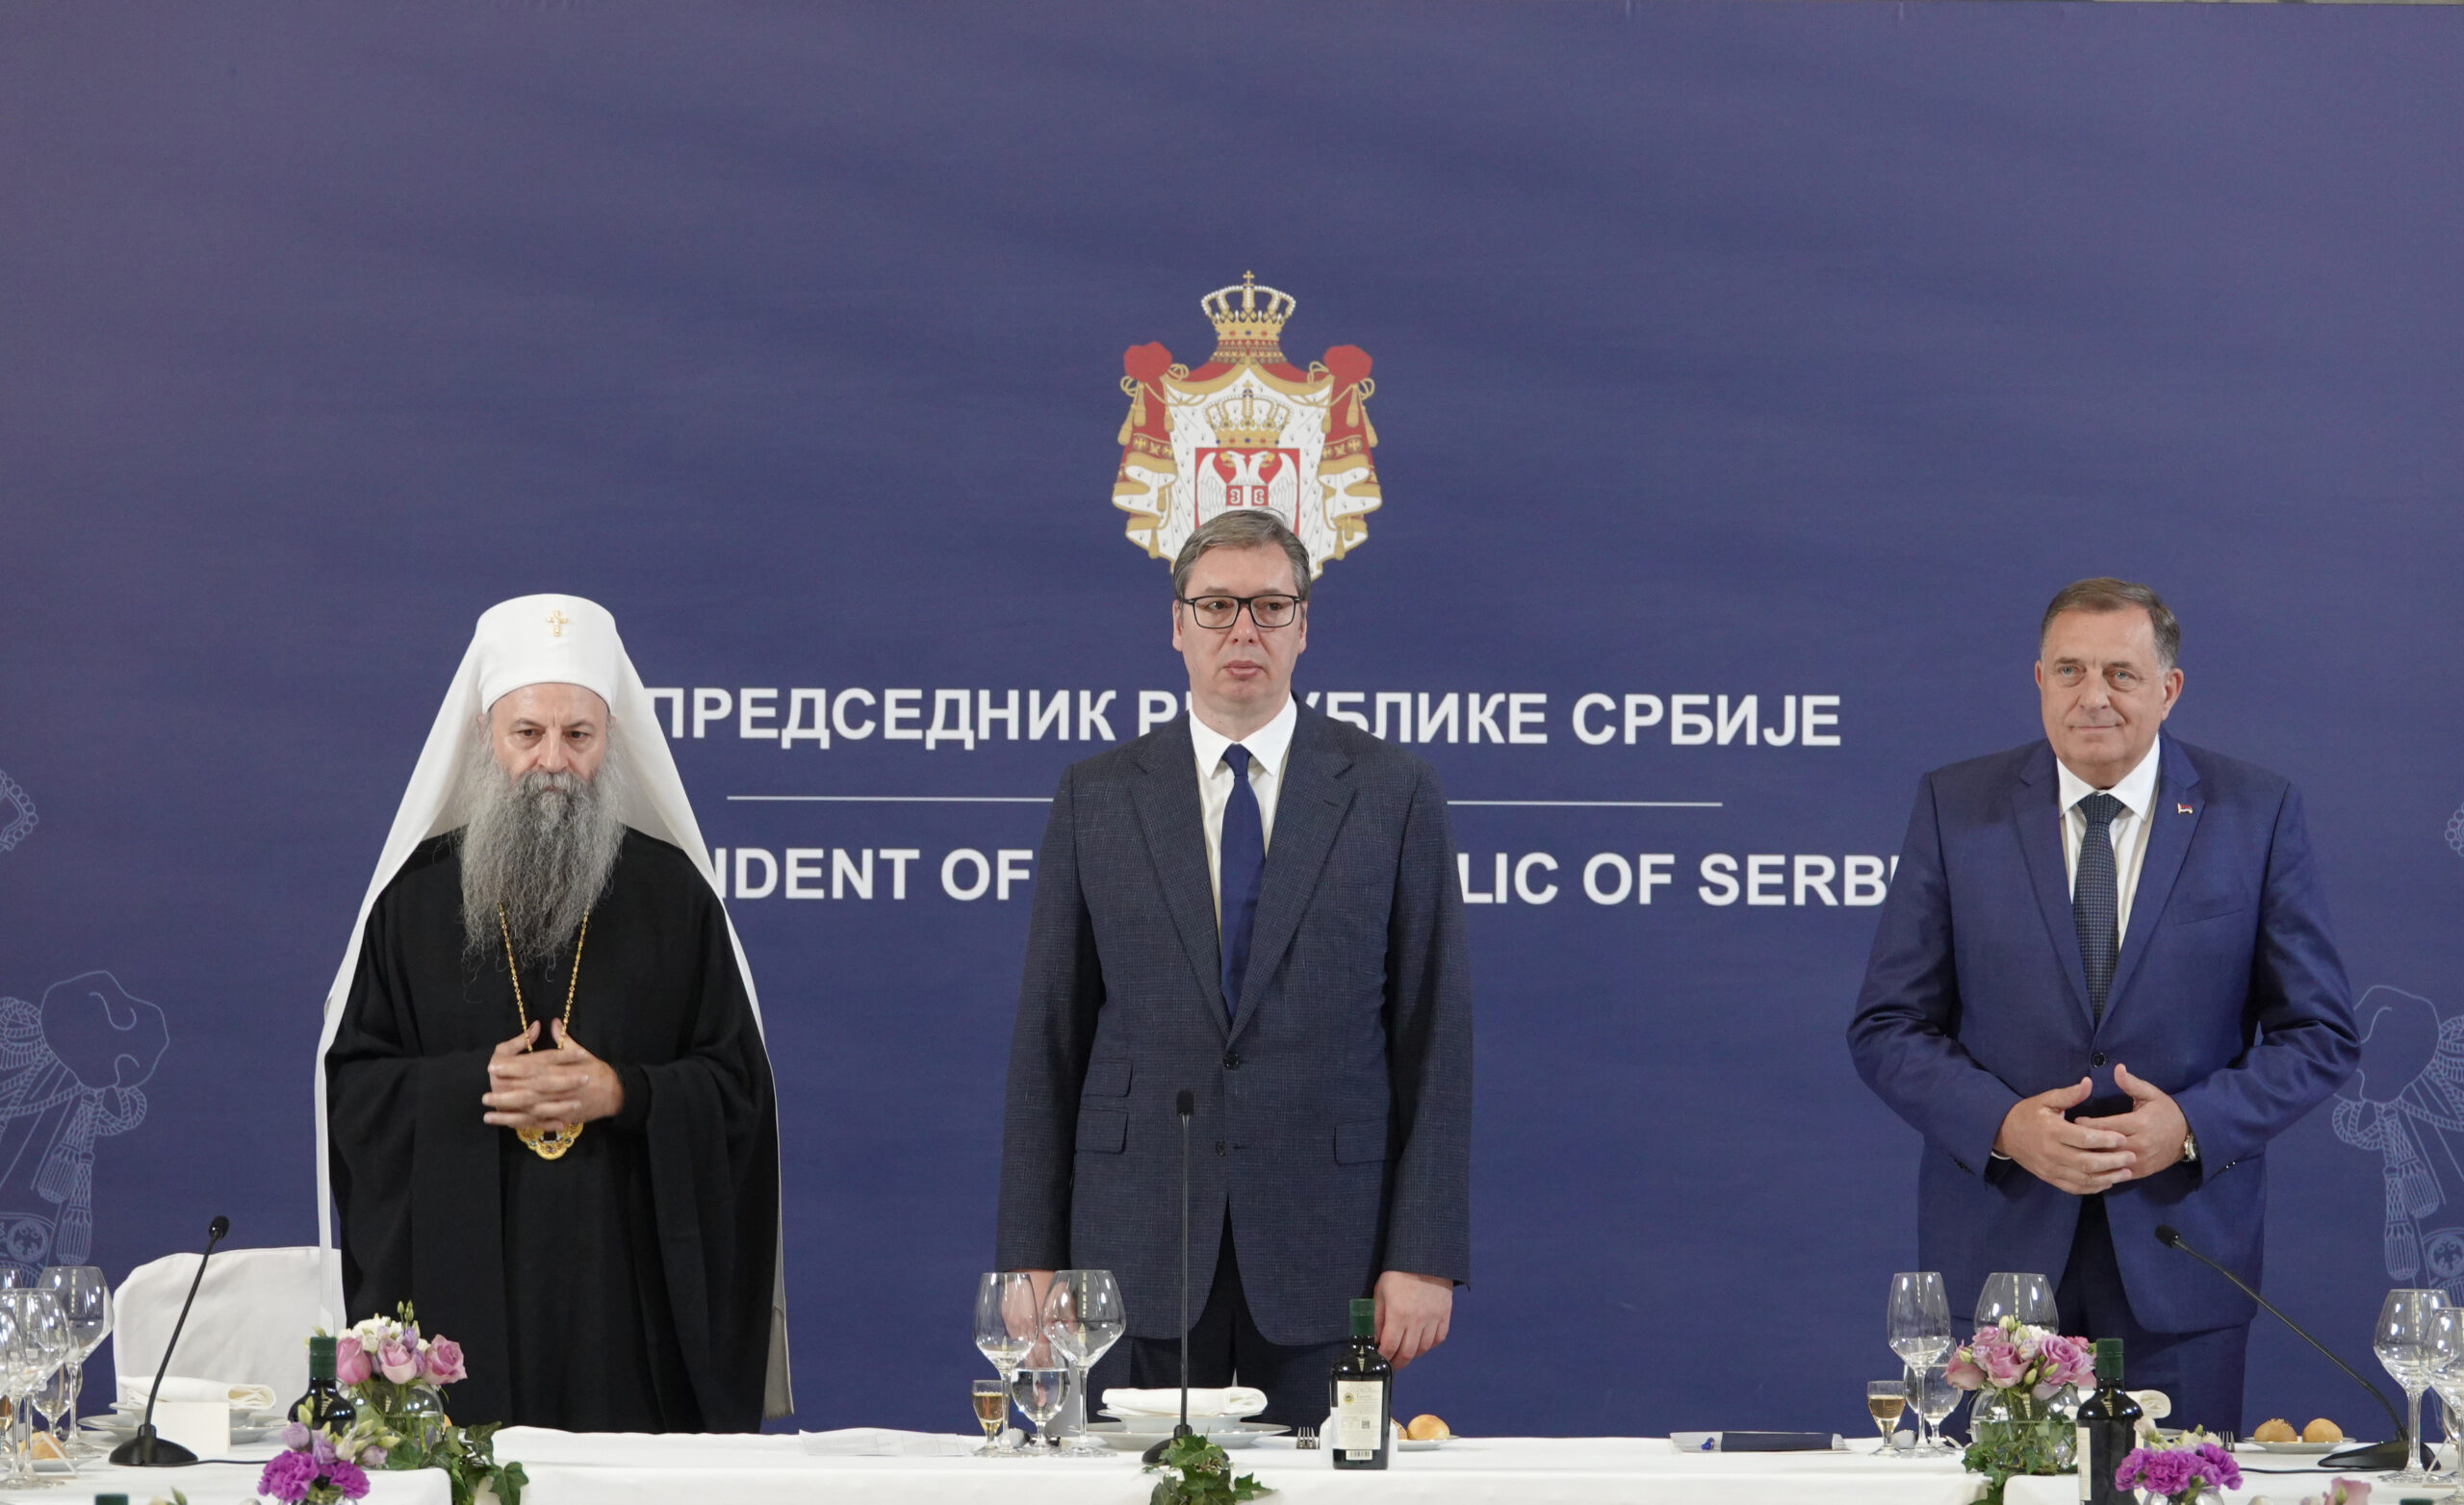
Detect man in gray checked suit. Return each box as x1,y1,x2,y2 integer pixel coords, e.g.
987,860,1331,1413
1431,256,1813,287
997,510,1474,1426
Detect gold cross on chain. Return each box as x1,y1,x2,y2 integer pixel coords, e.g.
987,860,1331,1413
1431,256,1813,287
544,609,570,638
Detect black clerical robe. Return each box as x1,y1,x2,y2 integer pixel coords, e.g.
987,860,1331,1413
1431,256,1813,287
327,829,777,1432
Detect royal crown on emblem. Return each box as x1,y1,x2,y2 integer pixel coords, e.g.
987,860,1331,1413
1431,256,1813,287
1202,271,1296,366
1204,388,1291,449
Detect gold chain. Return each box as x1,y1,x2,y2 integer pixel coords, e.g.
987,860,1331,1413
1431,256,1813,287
498,905,590,1161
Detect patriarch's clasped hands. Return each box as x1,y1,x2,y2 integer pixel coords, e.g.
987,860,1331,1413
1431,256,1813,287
1993,1062,2191,1195
483,1018,624,1132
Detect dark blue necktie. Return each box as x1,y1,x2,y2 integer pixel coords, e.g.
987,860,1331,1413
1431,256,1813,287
2073,792,2122,1023
1218,743,1265,1019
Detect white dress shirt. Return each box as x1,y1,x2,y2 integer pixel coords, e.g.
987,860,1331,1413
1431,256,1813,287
2055,735,2165,945
1189,694,1298,926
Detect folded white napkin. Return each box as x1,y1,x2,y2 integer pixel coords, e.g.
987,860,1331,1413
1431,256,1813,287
799,1428,978,1458
1102,1387,1268,1419
118,1375,280,1412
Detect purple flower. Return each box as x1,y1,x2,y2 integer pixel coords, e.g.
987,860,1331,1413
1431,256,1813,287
323,1459,372,1500
378,1337,421,1384
259,1449,319,1503
2191,1441,2242,1492
335,1334,372,1388
279,1420,313,1450
425,1335,468,1386
362,1443,388,1468
2326,1478,2374,1504
2145,1449,2196,1497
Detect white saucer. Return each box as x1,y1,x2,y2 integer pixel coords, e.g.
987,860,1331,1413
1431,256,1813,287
1086,1420,1289,1450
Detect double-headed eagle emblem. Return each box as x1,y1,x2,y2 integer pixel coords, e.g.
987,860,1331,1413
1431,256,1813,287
1111,274,1381,576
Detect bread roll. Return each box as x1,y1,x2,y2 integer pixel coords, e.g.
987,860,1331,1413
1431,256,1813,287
1406,1414,1451,1441
2250,1417,2297,1442
2301,1417,2343,1443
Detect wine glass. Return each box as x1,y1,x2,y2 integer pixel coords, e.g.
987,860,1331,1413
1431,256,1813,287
1887,1272,1953,1450
974,1272,1035,1450
0,1298,26,1488
1974,1272,2057,1330
1912,1363,1962,1456
1866,1378,1908,1457
2424,1307,2464,1487
971,1378,1011,1457
0,1290,66,1489
1009,1365,1069,1453
1042,1269,1126,1457
35,1268,108,1459
2377,1287,2447,1484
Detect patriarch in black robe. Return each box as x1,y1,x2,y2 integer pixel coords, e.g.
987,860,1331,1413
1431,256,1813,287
316,595,788,1432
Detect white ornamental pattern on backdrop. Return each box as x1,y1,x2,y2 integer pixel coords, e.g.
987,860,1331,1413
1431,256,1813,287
0,972,166,1279
1111,273,1382,577
0,767,34,852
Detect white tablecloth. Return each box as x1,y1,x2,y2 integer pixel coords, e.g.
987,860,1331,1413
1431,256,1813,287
490,1429,2381,1504
1,1442,450,1505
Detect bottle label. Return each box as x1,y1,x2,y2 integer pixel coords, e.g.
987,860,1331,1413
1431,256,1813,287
1334,1379,1384,1455
2076,1426,2092,1501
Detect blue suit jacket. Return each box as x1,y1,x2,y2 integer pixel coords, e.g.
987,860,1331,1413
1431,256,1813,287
1847,735,2358,1333
995,707,1474,1346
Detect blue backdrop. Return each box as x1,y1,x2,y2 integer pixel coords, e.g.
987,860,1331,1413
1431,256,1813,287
6,0,2462,1440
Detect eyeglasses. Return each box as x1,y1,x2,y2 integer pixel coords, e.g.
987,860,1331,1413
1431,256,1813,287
1177,594,1302,630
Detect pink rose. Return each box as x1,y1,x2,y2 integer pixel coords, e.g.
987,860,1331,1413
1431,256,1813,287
2036,1334,2094,1392
379,1338,420,1384
1943,1355,1987,1390
334,1335,372,1388
425,1336,468,1386
1977,1336,2029,1389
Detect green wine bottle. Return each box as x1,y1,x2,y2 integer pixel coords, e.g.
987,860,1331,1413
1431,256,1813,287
2075,1338,2142,1505
1328,1297,1392,1469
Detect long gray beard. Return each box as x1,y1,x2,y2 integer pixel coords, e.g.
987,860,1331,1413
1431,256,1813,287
456,735,629,967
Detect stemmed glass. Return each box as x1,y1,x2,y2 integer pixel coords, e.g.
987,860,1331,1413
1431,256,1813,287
0,1289,69,1489
1912,1364,1962,1456
973,1273,1037,1452
1009,1365,1069,1454
2376,1287,2447,1485
971,1379,1010,1456
1973,1272,2057,1329
1041,1269,1126,1458
35,1268,109,1459
2424,1306,2464,1487
1887,1273,1953,1452
1866,1379,1908,1457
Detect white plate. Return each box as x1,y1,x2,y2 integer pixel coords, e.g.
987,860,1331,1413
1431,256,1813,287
2243,1439,2348,1454
1101,1406,1269,1423
1086,1420,1290,1451
1097,1411,1272,1433
83,1417,278,1444
1399,1436,1458,1451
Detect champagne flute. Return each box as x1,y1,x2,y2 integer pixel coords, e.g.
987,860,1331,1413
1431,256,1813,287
1973,1271,2057,1330
1866,1379,1908,1457
1010,1365,1069,1454
971,1378,1011,1456
1887,1272,1953,1451
1042,1269,1127,1458
2376,1287,2447,1484
1912,1363,1962,1456
34,1268,108,1459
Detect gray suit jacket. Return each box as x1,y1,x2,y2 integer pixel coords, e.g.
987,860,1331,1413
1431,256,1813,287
996,706,1474,1345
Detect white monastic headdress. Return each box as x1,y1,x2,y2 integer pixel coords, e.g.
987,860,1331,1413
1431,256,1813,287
311,594,792,1414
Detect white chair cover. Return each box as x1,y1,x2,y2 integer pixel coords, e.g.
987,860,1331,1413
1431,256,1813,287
112,1245,331,1407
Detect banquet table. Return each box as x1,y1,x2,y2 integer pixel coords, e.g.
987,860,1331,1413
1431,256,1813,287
0,1443,450,1505
478,1429,2387,1505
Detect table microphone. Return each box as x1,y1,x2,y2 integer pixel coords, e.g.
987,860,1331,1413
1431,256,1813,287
1142,1090,1197,1467
2153,1223,2411,1471
113,1213,230,1467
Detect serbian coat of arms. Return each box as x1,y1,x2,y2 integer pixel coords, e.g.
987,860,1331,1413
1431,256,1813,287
1111,273,1380,576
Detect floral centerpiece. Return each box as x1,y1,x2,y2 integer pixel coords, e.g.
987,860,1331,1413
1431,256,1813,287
1945,1316,2097,1505
315,1305,527,1505
258,1417,385,1505
2113,1429,2243,1504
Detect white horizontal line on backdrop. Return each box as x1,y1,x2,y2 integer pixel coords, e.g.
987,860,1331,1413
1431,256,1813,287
727,795,1723,808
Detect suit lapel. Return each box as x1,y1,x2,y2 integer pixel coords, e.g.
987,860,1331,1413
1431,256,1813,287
2014,742,2093,1026
2099,736,2202,1027
1126,718,1229,1033
1230,710,1354,1040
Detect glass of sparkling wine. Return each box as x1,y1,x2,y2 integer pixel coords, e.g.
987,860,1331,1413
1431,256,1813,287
972,1379,1010,1456
974,1272,1036,1451
1866,1379,1908,1457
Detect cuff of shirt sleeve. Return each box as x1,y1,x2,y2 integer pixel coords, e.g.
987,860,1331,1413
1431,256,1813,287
611,1063,653,1132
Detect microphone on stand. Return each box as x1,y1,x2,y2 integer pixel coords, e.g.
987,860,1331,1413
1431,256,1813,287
112,1213,230,1467
2153,1224,2411,1471
1142,1090,1197,1467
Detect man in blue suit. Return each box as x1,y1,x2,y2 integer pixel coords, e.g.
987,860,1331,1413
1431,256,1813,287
997,511,1473,1426
1848,577,2357,1430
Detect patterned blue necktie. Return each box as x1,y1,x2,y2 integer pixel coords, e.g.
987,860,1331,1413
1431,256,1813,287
2073,792,2122,1023
1218,743,1266,1020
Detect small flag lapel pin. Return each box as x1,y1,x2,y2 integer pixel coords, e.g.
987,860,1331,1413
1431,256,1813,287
2176,803,2194,815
